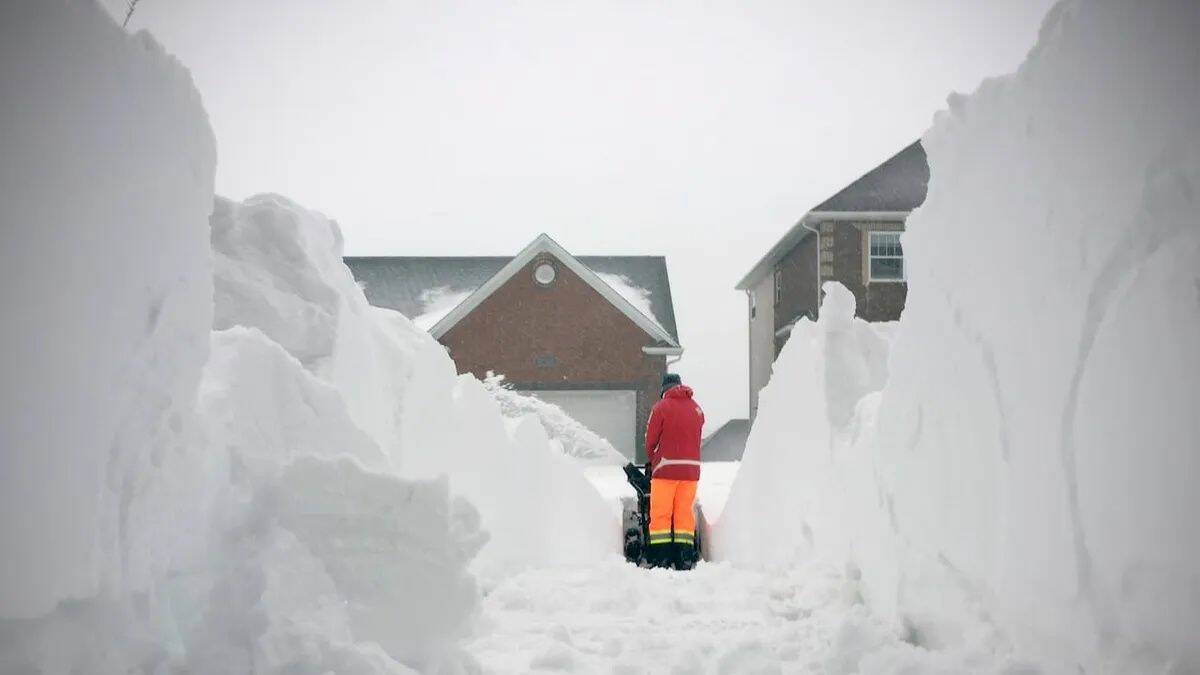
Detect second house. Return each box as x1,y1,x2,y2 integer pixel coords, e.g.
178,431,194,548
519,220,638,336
737,140,930,421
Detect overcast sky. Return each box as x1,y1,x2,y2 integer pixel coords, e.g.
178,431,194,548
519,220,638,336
109,0,1056,430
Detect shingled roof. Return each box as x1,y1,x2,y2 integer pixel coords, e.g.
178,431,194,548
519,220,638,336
811,140,928,212
736,140,928,290
345,250,680,344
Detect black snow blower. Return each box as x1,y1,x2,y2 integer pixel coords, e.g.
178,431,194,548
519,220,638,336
621,463,705,569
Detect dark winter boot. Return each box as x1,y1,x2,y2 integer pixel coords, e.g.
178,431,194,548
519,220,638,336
646,543,672,569
672,538,700,569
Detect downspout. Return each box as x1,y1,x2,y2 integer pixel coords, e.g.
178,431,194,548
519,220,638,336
801,215,822,316
744,288,754,421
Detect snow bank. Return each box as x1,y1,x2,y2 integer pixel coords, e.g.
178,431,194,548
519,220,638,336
0,2,611,671
395,347,615,583
481,373,626,465
718,1,1200,671
209,192,618,646
212,194,614,580
714,283,897,576
211,194,419,460
885,2,1200,667
0,0,216,619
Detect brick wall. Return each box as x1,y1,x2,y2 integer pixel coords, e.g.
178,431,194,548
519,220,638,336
773,231,819,355
822,220,907,322
770,221,907,356
440,252,668,459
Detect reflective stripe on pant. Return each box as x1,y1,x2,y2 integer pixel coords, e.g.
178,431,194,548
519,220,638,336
648,478,698,545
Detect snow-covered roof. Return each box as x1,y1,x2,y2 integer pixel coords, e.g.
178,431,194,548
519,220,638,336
345,239,680,345
346,255,509,323
812,140,929,213
736,141,929,290
701,418,750,461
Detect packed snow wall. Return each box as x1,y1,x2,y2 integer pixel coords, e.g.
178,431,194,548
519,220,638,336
717,1,1200,672
0,2,611,672
0,0,217,620
713,284,896,573
211,194,615,583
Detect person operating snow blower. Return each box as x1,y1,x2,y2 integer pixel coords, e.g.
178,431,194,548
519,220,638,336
644,373,705,570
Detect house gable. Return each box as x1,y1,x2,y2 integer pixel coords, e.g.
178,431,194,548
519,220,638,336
431,234,678,348
440,250,671,460
440,251,667,384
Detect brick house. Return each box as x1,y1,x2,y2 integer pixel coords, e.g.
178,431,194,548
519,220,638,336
737,141,929,421
345,234,682,460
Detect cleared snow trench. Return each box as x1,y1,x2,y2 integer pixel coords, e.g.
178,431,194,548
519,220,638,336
467,558,985,674
3,0,1196,673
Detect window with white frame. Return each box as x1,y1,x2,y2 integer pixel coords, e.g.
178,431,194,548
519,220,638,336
868,231,904,281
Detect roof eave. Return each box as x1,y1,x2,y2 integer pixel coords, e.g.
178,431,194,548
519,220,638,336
807,210,911,221
735,216,813,290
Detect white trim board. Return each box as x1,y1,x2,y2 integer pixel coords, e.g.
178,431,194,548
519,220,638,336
429,233,679,347
807,210,910,222
866,230,907,283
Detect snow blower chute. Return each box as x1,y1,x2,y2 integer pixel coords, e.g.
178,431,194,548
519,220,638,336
621,463,706,568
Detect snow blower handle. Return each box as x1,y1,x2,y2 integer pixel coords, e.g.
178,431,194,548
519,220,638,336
622,462,651,498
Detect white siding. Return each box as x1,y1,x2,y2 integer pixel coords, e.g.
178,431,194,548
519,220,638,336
747,273,775,422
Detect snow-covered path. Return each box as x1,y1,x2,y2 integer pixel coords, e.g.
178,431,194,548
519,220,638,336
467,558,927,674
461,462,920,673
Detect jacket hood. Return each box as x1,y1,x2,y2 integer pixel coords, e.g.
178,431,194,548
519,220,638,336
663,385,694,399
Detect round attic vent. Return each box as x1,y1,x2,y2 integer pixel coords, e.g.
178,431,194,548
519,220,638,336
534,262,556,285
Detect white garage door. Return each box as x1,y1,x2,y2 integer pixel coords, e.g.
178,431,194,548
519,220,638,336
526,389,638,459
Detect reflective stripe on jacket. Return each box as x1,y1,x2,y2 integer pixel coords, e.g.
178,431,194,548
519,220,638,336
645,385,704,481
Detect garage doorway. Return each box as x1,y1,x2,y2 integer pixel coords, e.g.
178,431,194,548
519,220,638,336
525,389,637,459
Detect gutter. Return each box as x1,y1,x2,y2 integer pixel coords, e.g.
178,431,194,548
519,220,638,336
643,346,683,356
643,345,683,368
806,210,909,221
643,345,684,366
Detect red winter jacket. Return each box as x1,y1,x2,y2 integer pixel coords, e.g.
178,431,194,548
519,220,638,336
645,385,705,481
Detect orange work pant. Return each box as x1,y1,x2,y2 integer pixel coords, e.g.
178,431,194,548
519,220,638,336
648,478,698,547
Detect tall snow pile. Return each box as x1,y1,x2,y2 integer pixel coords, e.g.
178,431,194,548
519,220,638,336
0,0,216,621
714,283,894,572
717,1,1200,672
212,195,614,583
481,373,626,465
0,3,610,672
